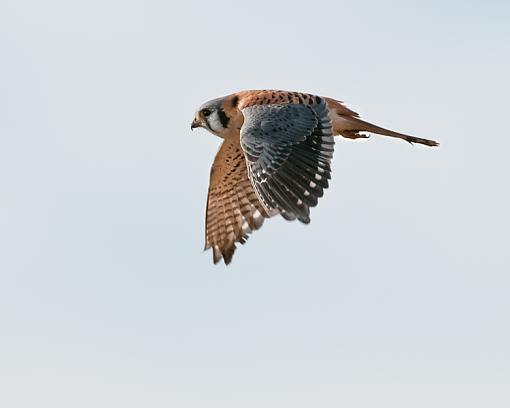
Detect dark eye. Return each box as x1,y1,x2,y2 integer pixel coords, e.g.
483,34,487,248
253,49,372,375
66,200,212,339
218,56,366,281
201,108,212,117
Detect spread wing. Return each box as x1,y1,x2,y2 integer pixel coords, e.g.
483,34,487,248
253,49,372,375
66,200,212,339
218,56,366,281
205,138,269,265
240,99,335,224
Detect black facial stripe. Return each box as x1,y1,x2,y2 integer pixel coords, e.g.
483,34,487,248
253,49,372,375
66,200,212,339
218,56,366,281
217,109,230,128
231,95,239,108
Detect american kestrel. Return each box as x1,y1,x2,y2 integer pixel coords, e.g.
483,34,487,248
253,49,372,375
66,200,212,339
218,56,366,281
191,90,438,265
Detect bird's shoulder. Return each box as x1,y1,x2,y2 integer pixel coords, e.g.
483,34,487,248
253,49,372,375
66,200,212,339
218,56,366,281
234,89,321,109
231,89,358,117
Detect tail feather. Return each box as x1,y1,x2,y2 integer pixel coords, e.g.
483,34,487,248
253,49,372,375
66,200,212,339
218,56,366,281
325,98,439,147
340,116,439,147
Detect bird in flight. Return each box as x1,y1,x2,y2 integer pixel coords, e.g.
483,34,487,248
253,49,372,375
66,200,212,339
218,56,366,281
191,90,438,265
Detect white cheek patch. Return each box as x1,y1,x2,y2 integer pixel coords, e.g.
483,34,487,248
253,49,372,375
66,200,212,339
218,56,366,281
207,112,223,133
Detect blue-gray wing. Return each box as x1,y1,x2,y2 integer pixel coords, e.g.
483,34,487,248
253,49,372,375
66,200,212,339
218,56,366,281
240,101,334,223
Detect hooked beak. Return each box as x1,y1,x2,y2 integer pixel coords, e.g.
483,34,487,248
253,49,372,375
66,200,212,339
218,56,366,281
191,118,201,131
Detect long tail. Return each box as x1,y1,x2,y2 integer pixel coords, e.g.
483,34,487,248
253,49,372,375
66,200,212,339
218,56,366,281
325,98,439,147
340,116,439,147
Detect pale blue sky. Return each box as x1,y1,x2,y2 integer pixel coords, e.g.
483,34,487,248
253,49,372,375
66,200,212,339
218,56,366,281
1,1,509,407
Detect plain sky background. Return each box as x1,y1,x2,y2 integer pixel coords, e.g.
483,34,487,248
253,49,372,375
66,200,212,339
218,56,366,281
1,0,509,407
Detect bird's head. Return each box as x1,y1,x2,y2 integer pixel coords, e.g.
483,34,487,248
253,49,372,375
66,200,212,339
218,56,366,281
191,95,241,138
